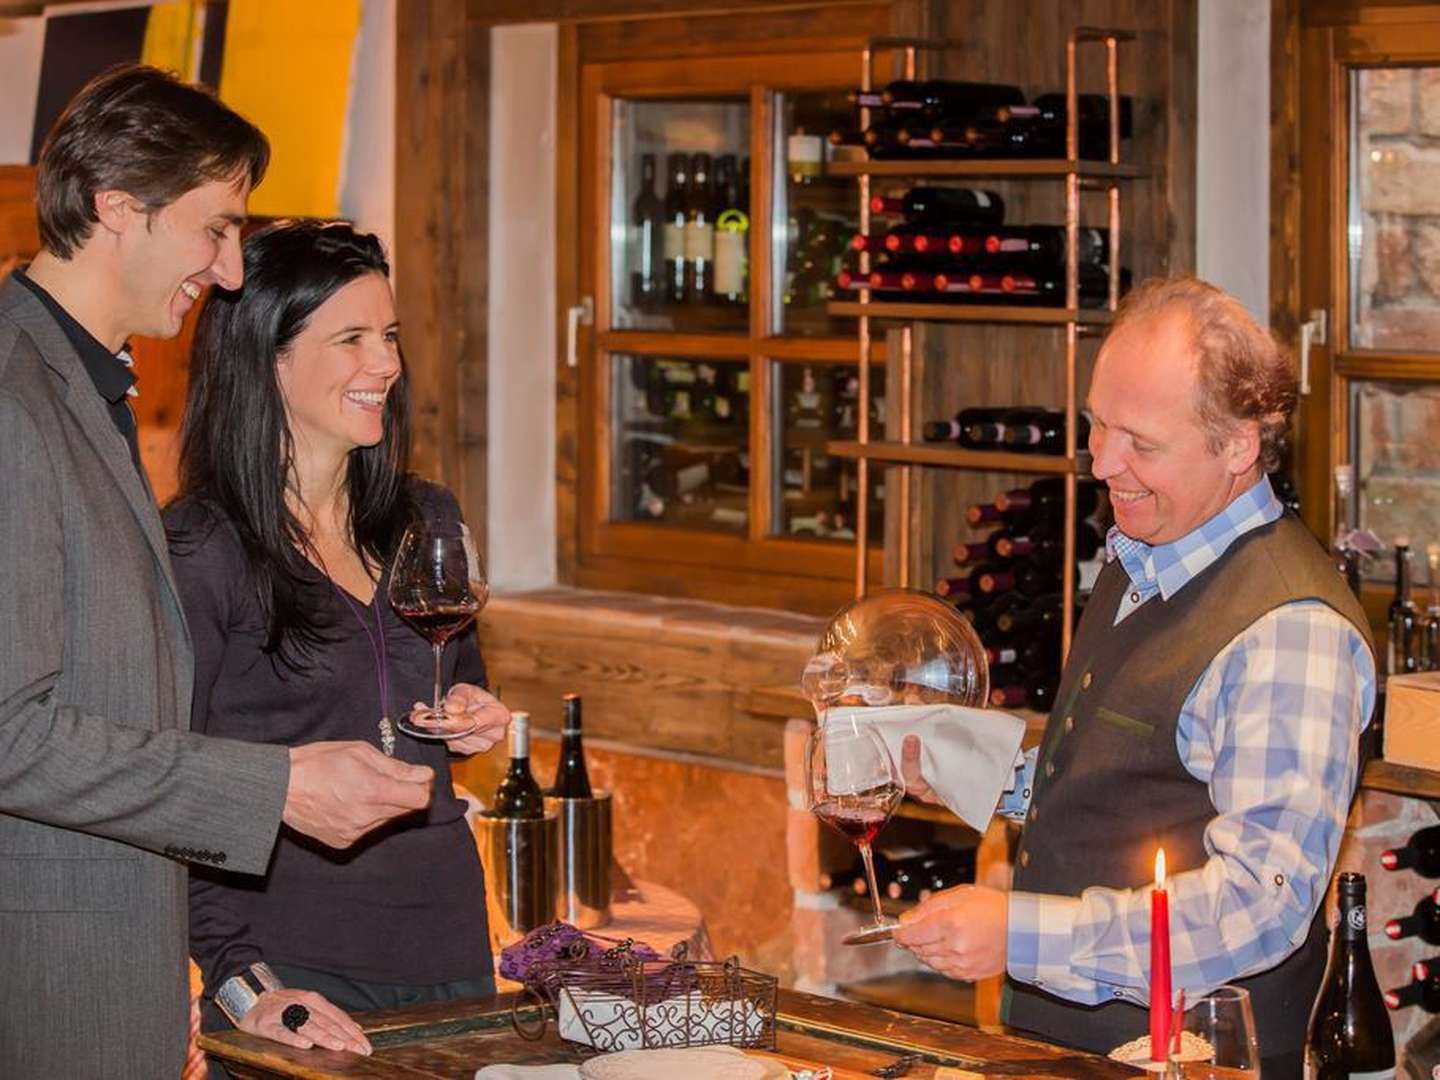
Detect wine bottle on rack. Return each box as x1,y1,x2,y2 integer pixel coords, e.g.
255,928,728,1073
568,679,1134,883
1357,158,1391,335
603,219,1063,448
492,711,545,819
994,477,1101,516
967,592,1027,641
1305,873,1396,1077
663,153,688,304
986,632,1061,674
1388,538,1420,678
879,78,1025,115
869,187,1005,226
993,519,1105,564
966,267,1124,308
956,117,1115,161
951,540,993,566
1382,824,1440,876
969,225,1109,265
977,559,1061,598
631,153,664,310
965,499,1036,530
885,848,977,901
684,153,716,303
922,407,1007,446
1002,410,1091,454
1384,889,1440,943
990,671,1059,712
997,93,1135,137
551,693,594,799
996,593,1065,637
1385,972,1440,1013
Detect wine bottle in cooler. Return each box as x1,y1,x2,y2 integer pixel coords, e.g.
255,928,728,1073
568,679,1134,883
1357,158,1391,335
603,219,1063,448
1388,538,1420,678
552,693,594,799
1381,824,1440,877
630,152,664,310
1304,872,1396,1078
684,153,716,303
1384,889,1440,944
662,153,689,304
491,711,545,819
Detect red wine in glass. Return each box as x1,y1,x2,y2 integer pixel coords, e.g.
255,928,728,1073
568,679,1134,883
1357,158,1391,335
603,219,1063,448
807,719,905,945
388,522,488,739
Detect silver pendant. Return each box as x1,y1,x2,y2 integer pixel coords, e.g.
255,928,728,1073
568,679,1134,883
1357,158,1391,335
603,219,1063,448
379,716,396,757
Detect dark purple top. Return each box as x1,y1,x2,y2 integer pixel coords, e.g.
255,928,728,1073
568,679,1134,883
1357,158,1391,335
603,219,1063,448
165,482,493,993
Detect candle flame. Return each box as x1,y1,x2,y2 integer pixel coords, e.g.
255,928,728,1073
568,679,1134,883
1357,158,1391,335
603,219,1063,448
1155,848,1166,891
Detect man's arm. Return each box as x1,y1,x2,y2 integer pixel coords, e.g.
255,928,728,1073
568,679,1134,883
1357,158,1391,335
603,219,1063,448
0,392,290,873
1006,602,1373,1005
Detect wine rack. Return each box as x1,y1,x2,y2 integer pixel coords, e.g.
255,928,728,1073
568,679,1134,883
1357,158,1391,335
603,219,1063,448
827,29,1138,665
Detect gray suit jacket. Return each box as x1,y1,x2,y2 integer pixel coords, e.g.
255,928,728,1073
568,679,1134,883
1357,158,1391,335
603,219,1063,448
0,278,290,1079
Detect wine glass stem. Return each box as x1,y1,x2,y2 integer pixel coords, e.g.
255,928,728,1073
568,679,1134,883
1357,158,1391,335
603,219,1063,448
859,841,886,926
431,641,445,715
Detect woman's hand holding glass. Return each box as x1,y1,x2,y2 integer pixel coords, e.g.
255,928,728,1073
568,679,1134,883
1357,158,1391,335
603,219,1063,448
407,683,510,756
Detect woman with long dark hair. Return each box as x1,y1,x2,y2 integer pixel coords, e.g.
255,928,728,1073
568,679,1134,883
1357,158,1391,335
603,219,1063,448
165,220,507,1061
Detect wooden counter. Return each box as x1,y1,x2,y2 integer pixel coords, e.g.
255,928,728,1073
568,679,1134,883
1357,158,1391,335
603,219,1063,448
200,989,1142,1079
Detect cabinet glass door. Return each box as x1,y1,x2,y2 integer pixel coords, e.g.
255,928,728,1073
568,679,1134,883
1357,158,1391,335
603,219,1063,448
611,99,750,333
611,354,751,533
772,361,883,541
773,90,861,337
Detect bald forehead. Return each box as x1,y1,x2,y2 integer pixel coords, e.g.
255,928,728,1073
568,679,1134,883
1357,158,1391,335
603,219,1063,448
1096,307,1199,387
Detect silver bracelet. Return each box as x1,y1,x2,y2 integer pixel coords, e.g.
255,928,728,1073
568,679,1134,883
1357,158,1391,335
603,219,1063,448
213,961,284,1025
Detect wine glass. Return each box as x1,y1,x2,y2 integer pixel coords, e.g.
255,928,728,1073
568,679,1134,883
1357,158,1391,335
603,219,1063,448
806,714,904,946
1167,986,1260,1079
388,521,489,739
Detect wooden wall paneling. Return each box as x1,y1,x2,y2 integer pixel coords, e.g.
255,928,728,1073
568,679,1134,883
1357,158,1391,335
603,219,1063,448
396,2,468,504
574,3,892,63
0,165,39,269
472,0,883,31
556,24,583,584
460,15,492,552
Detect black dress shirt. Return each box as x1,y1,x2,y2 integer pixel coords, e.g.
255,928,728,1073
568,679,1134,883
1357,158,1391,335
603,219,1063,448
12,267,142,473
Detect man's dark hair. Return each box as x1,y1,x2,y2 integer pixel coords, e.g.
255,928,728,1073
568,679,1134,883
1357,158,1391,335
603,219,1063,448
174,220,412,666
36,64,270,259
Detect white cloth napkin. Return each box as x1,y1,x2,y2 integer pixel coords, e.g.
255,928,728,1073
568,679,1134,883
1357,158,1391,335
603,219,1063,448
822,703,1026,831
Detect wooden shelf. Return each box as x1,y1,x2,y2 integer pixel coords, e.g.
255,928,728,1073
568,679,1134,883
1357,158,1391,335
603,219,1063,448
826,440,1082,474
825,158,1143,180
1361,759,1440,800
827,300,1115,325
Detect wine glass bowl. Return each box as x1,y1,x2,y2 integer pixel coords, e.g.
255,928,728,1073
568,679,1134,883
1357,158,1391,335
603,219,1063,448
388,521,488,739
1168,986,1260,1079
806,715,905,946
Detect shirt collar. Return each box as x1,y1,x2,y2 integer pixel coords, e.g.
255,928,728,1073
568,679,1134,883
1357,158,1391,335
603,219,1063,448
1105,474,1283,601
11,266,137,405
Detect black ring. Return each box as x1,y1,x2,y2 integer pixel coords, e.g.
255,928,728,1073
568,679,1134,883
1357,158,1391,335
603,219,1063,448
281,1003,310,1032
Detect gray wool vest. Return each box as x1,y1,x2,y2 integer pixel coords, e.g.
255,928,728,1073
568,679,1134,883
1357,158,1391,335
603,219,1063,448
1005,511,1373,1069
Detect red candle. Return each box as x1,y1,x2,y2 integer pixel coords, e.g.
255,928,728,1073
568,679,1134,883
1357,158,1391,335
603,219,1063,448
1150,848,1172,1062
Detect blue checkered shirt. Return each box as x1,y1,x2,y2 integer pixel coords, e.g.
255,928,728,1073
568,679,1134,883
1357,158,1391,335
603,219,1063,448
999,475,1375,1007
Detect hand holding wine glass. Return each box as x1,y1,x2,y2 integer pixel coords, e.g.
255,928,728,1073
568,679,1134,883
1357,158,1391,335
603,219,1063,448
806,715,904,946
389,521,489,740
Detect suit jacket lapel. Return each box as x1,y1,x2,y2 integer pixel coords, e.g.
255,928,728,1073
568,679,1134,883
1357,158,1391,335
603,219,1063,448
0,279,184,613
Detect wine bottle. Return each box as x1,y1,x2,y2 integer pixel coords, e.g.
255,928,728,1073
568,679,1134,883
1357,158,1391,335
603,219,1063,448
879,78,1025,115
884,848,977,901
550,693,594,799
663,153,688,304
869,187,1005,226
1384,889,1440,943
1304,873,1396,1078
628,154,664,312
994,477,1101,516
995,593,1064,637
964,499,1036,530
968,225,1109,265
712,154,747,305
977,558,1060,598
997,93,1135,138
922,407,1007,446
989,673,1059,712
986,632,1061,674
1385,972,1440,1013
1001,410,1092,454
967,267,1124,308
1388,538,1420,678
1382,824,1440,876
684,153,716,303
491,711,545,819
993,519,1105,563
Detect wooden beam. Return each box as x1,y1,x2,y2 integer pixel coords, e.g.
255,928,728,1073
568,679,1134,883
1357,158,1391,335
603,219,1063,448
395,2,470,510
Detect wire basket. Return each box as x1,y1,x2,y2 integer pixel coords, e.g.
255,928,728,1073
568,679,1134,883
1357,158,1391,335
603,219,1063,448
513,937,777,1053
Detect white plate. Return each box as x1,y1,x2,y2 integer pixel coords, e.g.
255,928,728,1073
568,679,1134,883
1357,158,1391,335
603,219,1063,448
577,1046,790,1080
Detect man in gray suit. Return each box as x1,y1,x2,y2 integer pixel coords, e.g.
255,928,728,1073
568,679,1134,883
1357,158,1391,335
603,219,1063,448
0,67,440,1079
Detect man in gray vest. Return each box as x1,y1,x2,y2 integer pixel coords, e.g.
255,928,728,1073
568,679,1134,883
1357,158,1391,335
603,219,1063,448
894,277,1375,1077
